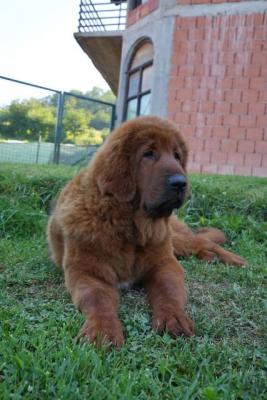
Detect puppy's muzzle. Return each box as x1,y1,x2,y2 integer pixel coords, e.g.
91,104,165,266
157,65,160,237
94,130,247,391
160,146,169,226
167,174,187,192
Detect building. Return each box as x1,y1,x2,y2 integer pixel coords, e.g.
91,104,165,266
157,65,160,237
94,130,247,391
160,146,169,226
75,0,267,177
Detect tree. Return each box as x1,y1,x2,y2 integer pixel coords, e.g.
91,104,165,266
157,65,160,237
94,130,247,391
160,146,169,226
0,87,115,145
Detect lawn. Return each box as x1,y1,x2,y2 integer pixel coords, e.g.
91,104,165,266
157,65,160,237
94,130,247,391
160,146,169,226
0,163,266,399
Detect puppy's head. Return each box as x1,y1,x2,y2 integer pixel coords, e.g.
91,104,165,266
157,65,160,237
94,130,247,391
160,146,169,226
94,116,188,218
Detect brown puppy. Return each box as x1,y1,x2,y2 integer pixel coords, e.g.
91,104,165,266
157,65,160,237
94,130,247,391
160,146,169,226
47,116,245,347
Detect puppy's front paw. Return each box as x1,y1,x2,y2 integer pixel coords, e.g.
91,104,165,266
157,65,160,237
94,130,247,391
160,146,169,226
152,309,195,338
77,317,124,348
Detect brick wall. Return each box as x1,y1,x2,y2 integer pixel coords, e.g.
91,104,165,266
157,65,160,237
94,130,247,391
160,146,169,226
177,0,245,4
127,0,159,26
168,12,267,176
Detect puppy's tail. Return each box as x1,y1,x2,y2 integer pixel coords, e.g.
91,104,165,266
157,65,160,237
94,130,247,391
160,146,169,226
194,227,226,245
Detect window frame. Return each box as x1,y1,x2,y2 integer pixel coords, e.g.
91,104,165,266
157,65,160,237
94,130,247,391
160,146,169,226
123,45,153,121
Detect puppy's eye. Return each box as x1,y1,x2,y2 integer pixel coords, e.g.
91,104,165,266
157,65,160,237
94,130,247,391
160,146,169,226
174,152,180,161
143,150,156,159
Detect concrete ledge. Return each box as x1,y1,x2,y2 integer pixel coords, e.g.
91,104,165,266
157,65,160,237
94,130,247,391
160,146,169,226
74,32,123,94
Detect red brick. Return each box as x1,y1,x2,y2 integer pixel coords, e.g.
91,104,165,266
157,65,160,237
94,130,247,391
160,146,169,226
177,17,197,29
189,137,205,151
175,88,194,101
203,26,221,40
182,100,198,113
226,65,244,77
202,164,218,174
218,165,235,175
227,152,244,166
260,66,267,79
223,114,240,127
240,115,257,128
215,101,231,114
186,51,203,64
198,101,214,113
195,151,211,163
178,65,194,76
261,92,267,103
249,77,267,90
218,52,236,65
254,13,265,25
195,127,213,138
204,138,220,150
209,89,224,101
148,0,159,12
176,0,191,5
181,126,196,136
184,77,200,89
262,155,267,167
187,162,202,173
172,49,187,63
169,100,183,113
211,64,226,76
174,112,191,125
196,16,208,28
199,77,217,90
233,77,249,90
248,103,266,116
245,153,262,167
238,140,255,152
246,128,263,141
195,88,209,100
202,52,219,65
229,127,246,139
256,115,267,128
194,64,210,77
234,166,252,176
255,141,267,153
140,3,150,18
190,112,206,126
206,114,223,126
235,52,252,66
169,76,185,88
194,0,210,4
188,151,195,163
231,103,248,114
244,14,255,26
224,89,242,102
213,126,229,138
252,167,267,177
211,151,227,164
170,66,179,77
243,64,261,78
174,28,189,41
216,77,233,89
242,89,259,102
168,88,177,101
221,139,237,152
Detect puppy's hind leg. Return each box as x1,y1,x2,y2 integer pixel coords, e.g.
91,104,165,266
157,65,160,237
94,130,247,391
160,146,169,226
47,216,64,268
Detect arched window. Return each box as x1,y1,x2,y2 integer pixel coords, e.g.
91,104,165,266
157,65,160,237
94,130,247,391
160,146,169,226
124,41,153,120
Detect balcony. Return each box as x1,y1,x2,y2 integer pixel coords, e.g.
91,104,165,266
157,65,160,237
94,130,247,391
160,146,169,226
74,1,128,94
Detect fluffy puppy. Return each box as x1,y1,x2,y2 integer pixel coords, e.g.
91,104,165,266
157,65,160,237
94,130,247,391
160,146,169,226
47,116,245,347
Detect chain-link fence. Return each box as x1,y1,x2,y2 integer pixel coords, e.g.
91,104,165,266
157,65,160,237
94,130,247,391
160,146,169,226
0,76,116,166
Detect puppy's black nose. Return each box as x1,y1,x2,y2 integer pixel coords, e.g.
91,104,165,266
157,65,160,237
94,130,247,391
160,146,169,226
168,174,187,190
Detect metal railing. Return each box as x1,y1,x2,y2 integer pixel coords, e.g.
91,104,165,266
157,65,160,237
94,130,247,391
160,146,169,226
78,0,127,32
0,75,116,166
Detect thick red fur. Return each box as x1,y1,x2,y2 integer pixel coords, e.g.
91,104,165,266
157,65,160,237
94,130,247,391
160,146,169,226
47,116,245,347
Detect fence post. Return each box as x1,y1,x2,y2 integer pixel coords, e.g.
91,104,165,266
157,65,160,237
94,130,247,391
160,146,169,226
110,104,116,132
53,92,65,164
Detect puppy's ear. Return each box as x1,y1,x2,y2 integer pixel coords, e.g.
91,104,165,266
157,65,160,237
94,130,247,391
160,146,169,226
96,140,136,202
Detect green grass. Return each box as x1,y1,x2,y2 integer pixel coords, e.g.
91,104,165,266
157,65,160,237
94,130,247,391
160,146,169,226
0,163,266,399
